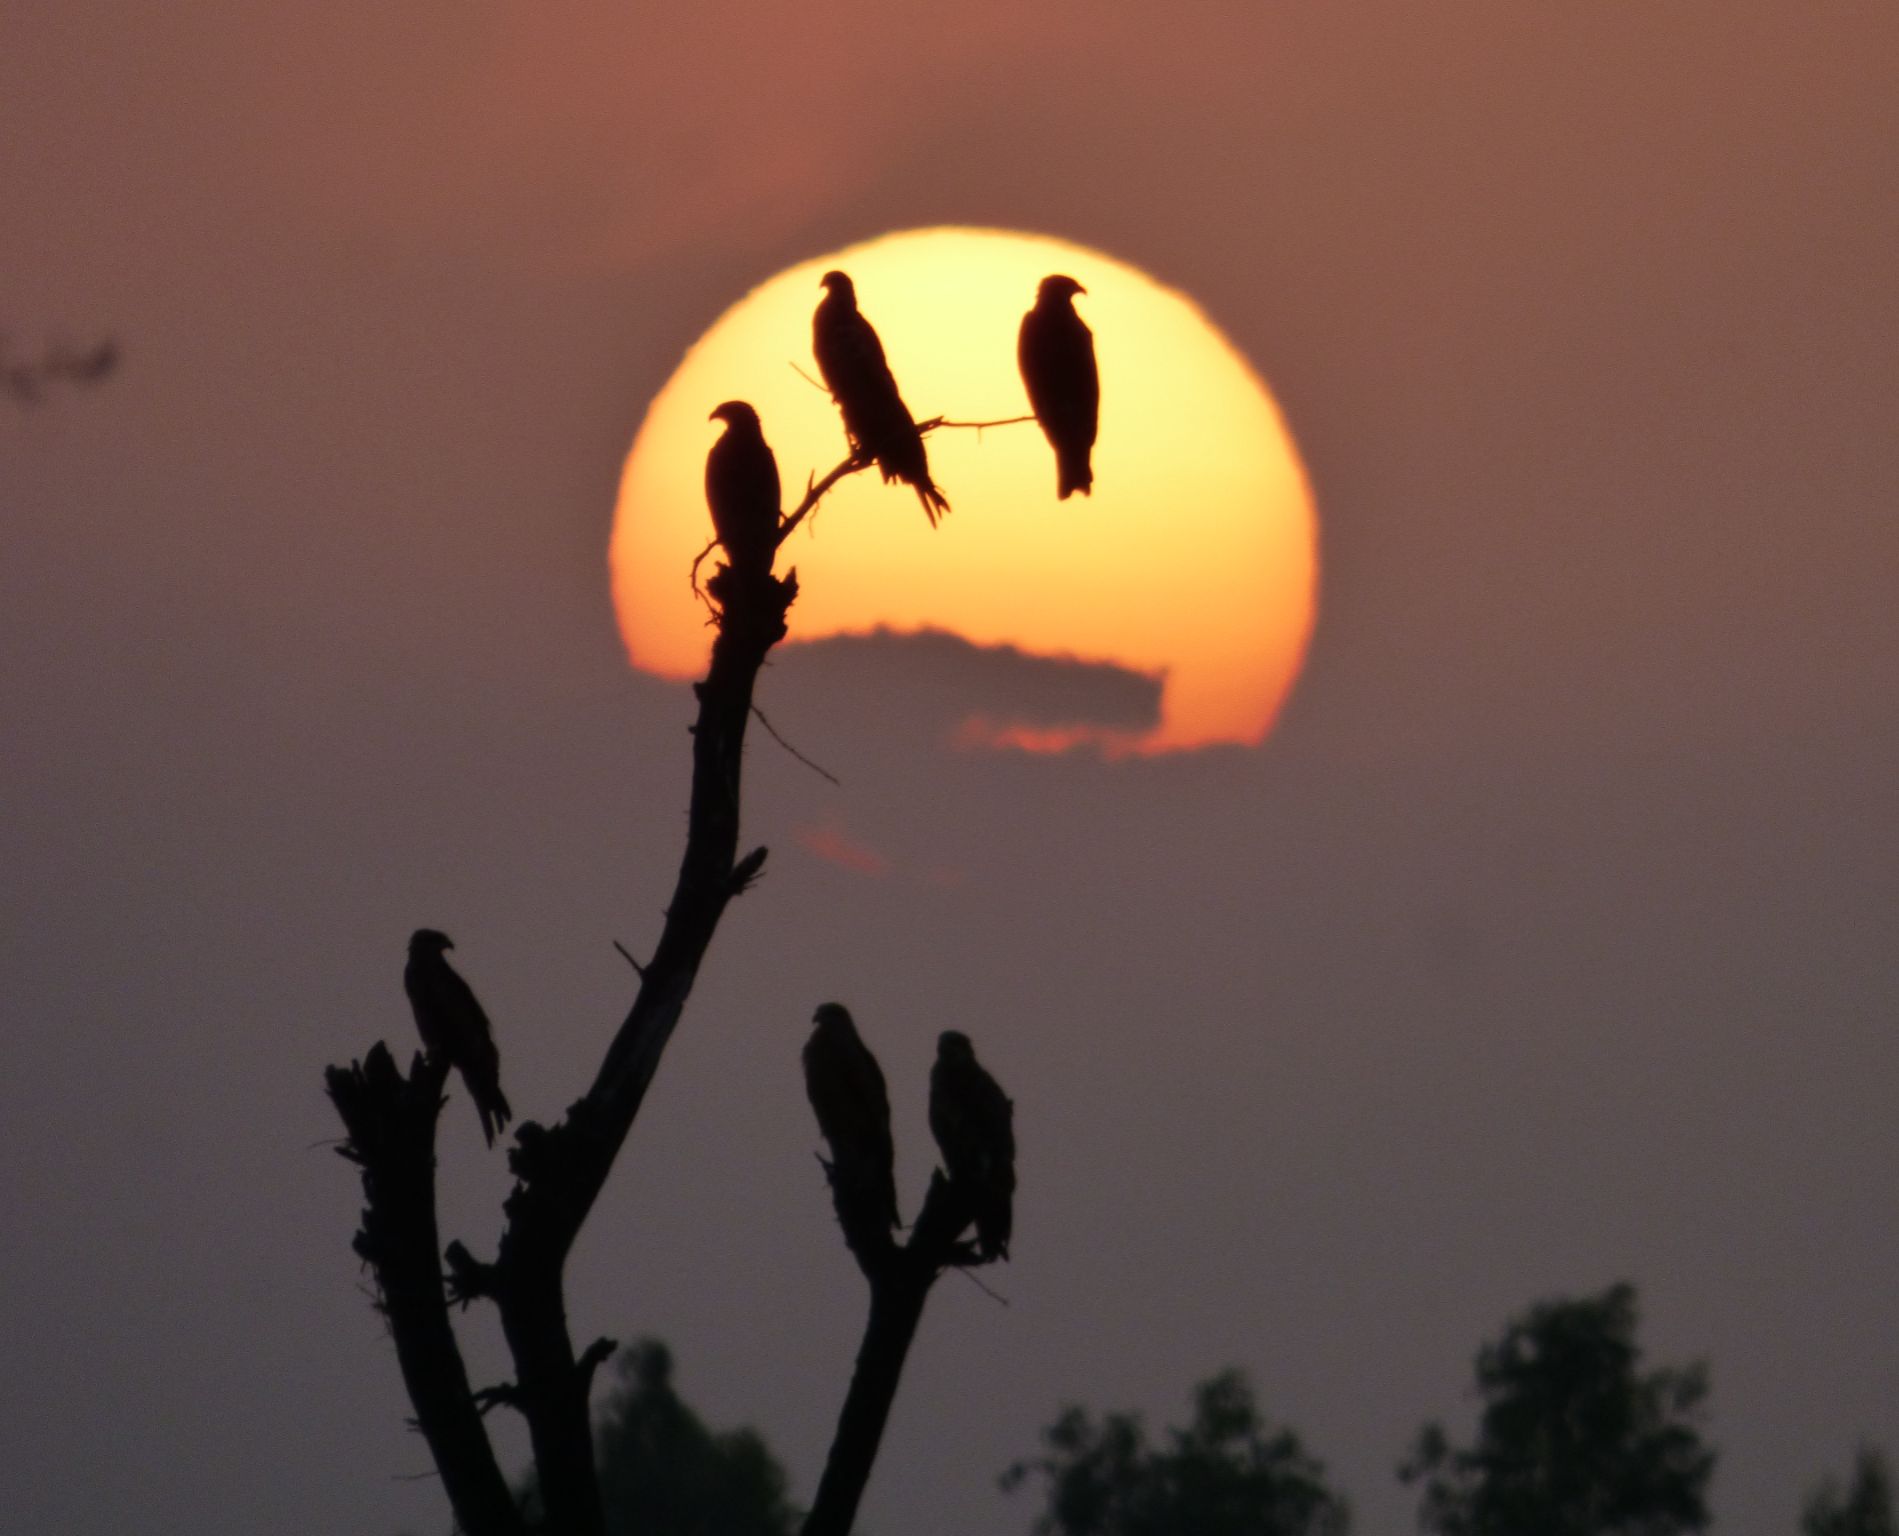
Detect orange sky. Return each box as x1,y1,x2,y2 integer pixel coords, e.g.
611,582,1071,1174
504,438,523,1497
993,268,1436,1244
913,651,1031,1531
4,7,1898,1536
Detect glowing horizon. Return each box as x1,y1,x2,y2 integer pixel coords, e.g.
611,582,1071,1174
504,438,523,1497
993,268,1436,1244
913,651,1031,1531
610,226,1318,752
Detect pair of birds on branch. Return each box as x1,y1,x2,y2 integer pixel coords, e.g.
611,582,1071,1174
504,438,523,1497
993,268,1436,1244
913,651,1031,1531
814,268,1101,514
803,1002,1016,1263
403,934,1016,1273
706,271,1099,573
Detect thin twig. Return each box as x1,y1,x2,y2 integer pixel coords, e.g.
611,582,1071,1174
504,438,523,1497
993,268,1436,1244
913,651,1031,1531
950,1265,1012,1306
919,414,1036,431
576,1337,619,1393
611,941,647,979
751,704,841,786
691,531,717,592
777,453,869,545
789,360,829,394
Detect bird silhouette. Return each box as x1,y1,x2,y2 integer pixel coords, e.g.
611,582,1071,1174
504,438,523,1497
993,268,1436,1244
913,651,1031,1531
929,1030,1015,1260
1018,275,1098,499
404,929,512,1147
803,1003,901,1243
705,401,781,577
812,270,949,525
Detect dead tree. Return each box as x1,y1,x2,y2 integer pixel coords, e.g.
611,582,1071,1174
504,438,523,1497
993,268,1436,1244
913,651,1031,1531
327,413,1024,1534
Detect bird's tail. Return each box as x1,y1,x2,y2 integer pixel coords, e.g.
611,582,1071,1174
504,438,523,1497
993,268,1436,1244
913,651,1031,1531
1057,448,1094,501
914,478,951,527
477,1087,513,1149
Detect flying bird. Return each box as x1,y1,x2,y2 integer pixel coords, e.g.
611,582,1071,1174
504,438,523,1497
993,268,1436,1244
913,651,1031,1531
1018,274,1098,499
812,270,950,526
803,1003,901,1242
705,401,781,576
929,1030,1015,1261
404,929,512,1147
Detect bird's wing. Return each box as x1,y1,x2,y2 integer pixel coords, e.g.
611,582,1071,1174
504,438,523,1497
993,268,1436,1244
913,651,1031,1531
1021,307,1098,446
707,429,781,563
440,965,493,1043
818,304,901,408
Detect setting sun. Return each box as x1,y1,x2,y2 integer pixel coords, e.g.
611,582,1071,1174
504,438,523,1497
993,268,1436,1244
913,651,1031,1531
610,227,1317,752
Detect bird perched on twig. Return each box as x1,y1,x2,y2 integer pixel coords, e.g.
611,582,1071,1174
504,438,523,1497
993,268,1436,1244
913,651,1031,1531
803,1003,901,1246
1018,274,1098,499
706,400,781,577
812,270,950,526
929,1030,1015,1261
404,929,512,1147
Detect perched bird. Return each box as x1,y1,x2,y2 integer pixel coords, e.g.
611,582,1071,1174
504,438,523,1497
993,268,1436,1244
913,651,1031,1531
1018,274,1098,499
929,1030,1015,1260
803,1003,901,1242
705,401,781,577
404,929,512,1147
812,270,950,526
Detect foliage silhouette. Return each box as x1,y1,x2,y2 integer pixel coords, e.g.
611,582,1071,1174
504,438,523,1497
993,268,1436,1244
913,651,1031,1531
1804,1448,1895,1536
517,1341,799,1536
1401,1282,1714,1536
1001,1368,1349,1536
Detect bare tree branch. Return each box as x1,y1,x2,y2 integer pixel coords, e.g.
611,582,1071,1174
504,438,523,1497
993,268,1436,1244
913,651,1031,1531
917,413,1035,431
326,555,802,1536
776,453,871,545
330,344,1030,1535
325,1047,526,1536
751,704,842,787
804,1172,985,1536
469,555,799,1536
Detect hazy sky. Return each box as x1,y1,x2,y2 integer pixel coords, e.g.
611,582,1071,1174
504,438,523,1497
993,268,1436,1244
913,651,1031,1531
4,4,1896,1534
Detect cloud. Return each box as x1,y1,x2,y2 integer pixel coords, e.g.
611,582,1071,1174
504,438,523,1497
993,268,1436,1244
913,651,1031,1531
793,813,890,877
773,626,1164,754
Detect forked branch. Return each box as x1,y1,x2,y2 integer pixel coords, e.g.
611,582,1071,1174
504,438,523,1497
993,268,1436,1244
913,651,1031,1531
803,1173,985,1536
331,374,1024,1536
329,551,800,1536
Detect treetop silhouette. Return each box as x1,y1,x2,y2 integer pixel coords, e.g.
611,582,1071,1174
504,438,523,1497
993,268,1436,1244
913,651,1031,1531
1401,1282,1715,1536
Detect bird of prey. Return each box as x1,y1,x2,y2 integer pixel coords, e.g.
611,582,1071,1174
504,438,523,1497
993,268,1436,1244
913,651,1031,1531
803,1003,901,1240
404,929,512,1147
1018,274,1098,499
929,1030,1015,1260
706,401,781,577
812,270,950,526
